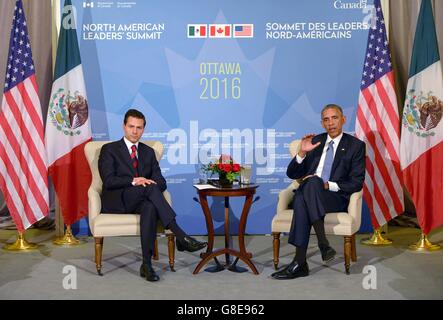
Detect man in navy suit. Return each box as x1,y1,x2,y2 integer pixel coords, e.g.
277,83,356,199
272,104,365,280
98,109,207,282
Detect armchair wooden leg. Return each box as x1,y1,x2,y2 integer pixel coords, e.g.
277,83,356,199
153,238,159,261
351,234,357,262
344,236,352,275
94,237,104,276
167,234,175,272
272,232,281,270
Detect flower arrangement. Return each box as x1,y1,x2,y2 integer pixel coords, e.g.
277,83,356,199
204,154,241,184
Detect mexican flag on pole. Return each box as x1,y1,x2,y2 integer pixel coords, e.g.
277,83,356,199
400,0,443,234
45,0,92,225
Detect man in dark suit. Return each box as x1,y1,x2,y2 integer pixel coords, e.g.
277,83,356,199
272,104,365,280
98,109,207,282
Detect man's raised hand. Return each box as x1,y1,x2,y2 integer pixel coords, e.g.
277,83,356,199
298,134,321,157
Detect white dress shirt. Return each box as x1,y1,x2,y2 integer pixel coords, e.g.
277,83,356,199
295,133,343,192
123,137,139,157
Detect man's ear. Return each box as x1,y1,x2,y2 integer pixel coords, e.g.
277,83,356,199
320,119,326,130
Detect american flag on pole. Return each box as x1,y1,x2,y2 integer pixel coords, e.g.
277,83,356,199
355,0,404,229
0,0,49,233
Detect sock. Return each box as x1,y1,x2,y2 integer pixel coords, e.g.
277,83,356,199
313,219,329,250
143,252,152,267
294,246,307,265
166,219,186,241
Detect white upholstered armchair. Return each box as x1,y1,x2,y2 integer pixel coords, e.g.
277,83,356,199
84,140,175,275
271,140,363,274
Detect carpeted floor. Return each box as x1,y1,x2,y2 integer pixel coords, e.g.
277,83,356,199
0,226,442,300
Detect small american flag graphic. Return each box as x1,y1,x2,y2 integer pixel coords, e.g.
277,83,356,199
233,24,253,38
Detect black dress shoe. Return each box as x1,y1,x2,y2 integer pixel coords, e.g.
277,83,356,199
140,264,160,282
320,246,336,262
176,236,207,252
271,261,309,280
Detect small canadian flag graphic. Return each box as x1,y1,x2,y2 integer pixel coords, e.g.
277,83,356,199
209,24,231,38
83,1,94,8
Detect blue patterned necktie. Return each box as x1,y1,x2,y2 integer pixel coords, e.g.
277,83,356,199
321,140,334,182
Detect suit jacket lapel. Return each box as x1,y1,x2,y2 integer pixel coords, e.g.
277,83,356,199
137,142,144,176
331,133,349,175
118,138,137,176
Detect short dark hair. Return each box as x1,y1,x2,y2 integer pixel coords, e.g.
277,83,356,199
124,109,146,127
321,104,344,119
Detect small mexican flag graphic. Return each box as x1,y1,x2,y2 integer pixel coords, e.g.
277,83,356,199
188,24,207,38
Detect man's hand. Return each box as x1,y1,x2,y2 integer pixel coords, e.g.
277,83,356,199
133,177,157,187
298,134,321,158
324,181,329,190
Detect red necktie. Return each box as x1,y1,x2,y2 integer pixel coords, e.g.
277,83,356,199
130,145,139,177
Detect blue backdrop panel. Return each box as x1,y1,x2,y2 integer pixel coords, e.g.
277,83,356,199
73,0,374,235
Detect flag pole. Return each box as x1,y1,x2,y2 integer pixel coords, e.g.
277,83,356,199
3,231,39,251
408,232,441,251
53,224,86,246
361,227,392,246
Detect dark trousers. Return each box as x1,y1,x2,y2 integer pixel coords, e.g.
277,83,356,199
288,176,348,248
122,185,176,263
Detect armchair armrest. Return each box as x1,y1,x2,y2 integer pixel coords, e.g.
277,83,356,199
277,180,300,212
347,189,363,230
163,190,172,206
88,187,102,224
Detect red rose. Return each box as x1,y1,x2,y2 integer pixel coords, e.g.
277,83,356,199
218,163,224,171
223,164,232,172
232,164,240,172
